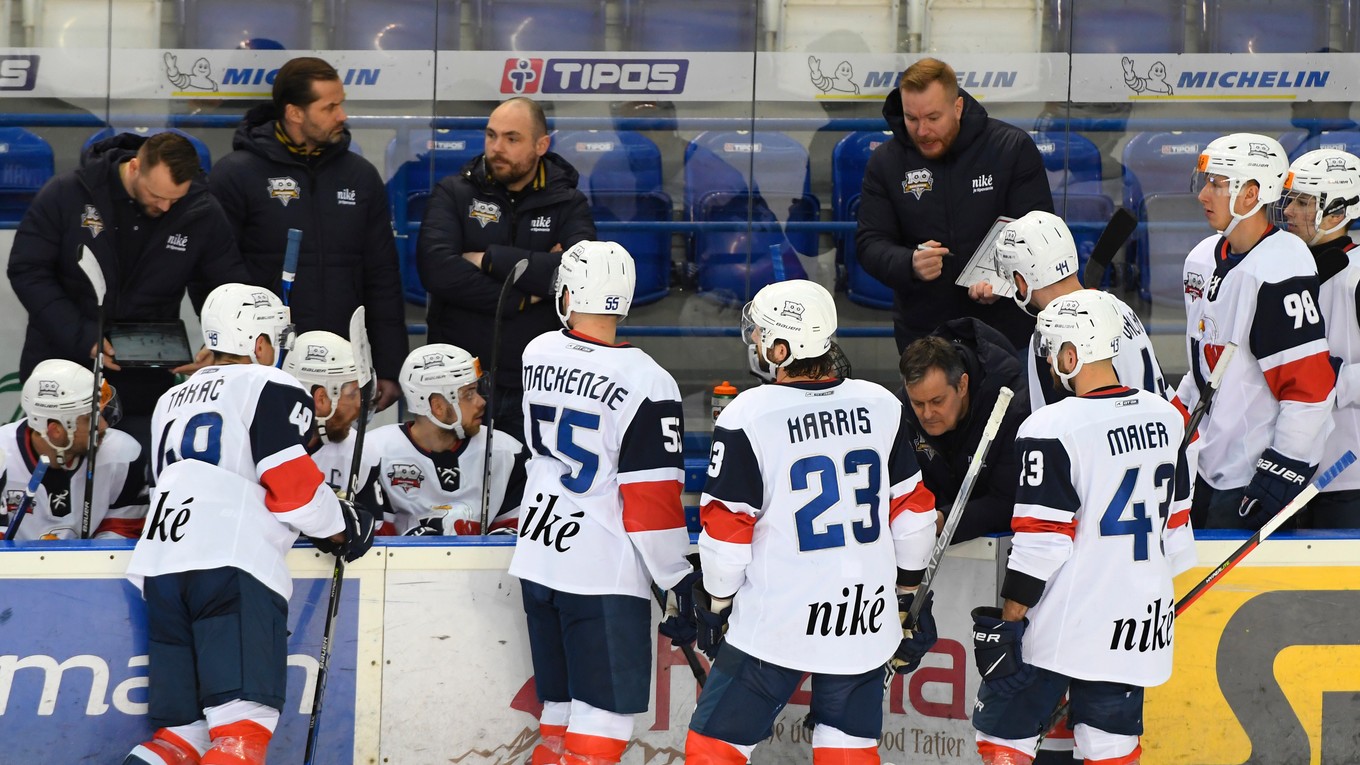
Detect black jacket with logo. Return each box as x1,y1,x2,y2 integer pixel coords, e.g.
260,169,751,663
208,105,406,380
7,134,246,390
900,318,1031,545
856,88,1053,353
416,153,595,390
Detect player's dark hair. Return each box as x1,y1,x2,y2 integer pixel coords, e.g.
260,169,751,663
900,336,966,389
900,57,959,101
500,96,549,139
138,132,200,185
784,348,836,380
273,57,340,113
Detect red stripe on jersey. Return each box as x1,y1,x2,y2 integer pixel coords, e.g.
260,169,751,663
95,516,145,539
260,456,326,514
1012,516,1076,539
1205,343,1225,372
1169,396,1197,443
889,483,936,522
1168,508,1190,529
700,500,756,544
621,480,685,532
1263,351,1336,404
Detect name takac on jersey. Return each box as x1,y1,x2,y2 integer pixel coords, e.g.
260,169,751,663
523,364,629,411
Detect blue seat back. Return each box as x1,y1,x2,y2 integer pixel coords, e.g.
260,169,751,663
832,131,893,309
83,127,212,173
1121,132,1219,302
1292,131,1360,159
1030,131,1102,190
1050,0,1186,53
0,128,55,228
1054,192,1116,283
623,0,756,51
332,0,461,50
182,0,313,48
553,130,672,305
1205,0,1328,53
478,0,605,51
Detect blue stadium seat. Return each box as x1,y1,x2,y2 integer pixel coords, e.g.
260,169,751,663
1204,0,1328,53
0,128,55,229
477,0,605,51
331,0,460,50
1055,191,1116,283
552,130,673,306
1121,132,1219,305
83,127,212,173
1029,131,1102,190
1048,0,1186,53
182,0,313,48
623,0,756,51
1292,131,1360,159
832,131,893,309
684,131,821,303
386,129,485,304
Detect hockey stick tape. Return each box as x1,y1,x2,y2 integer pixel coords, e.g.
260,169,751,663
981,387,1014,440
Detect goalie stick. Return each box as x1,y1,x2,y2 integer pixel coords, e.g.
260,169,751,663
480,259,529,535
1081,207,1137,289
76,246,107,539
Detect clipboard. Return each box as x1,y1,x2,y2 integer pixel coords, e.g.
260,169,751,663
953,216,1016,298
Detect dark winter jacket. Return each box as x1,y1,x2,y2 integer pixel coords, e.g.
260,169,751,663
856,88,1053,353
7,133,247,396
416,153,595,390
208,105,407,380
901,317,1031,544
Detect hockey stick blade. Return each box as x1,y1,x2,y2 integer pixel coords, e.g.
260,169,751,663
4,456,50,541
348,306,373,390
1181,342,1237,452
77,246,106,305
651,583,707,688
1082,207,1137,288
79,245,107,539
907,386,1015,627
480,259,530,534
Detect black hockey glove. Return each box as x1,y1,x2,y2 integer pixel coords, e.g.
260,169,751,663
692,579,733,661
971,606,1037,695
1239,448,1314,529
658,569,702,647
890,591,938,674
403,516,446,537
316,499,377,562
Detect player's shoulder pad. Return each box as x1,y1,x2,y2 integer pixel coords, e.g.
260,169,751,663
1245,229,1319,282
490,428,525,454
253,363,310,393
98,428,142,463
1016,397,1078,439
362,422,405,449
1185,233,1223,266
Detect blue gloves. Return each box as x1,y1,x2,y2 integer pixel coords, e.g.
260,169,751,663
971,606,1037,695
692,579,733,661
890,591,939,674
1240,447,1314,529
658,570,701,647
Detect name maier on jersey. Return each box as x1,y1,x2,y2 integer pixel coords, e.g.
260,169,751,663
360,343,528,536
993,210,1167,411
1,359,145,540
281,330,366,494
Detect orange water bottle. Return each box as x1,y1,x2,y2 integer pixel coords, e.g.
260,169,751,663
711,380,738,423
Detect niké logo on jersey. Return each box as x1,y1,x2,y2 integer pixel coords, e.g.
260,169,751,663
805,583,887,637
519,492,583,552
144,492,192,542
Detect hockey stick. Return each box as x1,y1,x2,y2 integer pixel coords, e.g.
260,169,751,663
651,583,707,688
1040,449,1357,739
905,386,1015,629
1181,343,1238,452
76,246,106,539
303,306,373,765
480,259,529,535
4,456,50,541
278,228,302,368
1081,207,1137,289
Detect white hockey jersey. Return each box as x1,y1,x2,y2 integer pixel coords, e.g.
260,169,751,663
1027,292,1167,410
1315,240,1360,493
0,422,145,540
508,329,689,600
360,422,527,534
1006,386,1195,686
699,378,938,675
310,429,359,496
1176,228,1336,489
127,364,344,600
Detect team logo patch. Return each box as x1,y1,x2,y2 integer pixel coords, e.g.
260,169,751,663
1002,229,1019,247
1055,298,1081,315
250,291,273,308
36,380,59,398
1184,271,1206,300
1326,156,1349,171
267,177,300,207
435,466,460,492
912,434,937,461
902,168,934,199
780,300,805,320
304,344,329,362
1248,142,1272,159
422,353,445,369
388,463,424,492
4,489,23,513
469,199,501,228
166,233,188,252
48,489,70,518
80,205,103,237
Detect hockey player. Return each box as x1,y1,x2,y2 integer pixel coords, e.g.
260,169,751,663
1,359,145,539
509,241,695,765
1278,148,1360,526
686,279,940,765
1179,134,1336,529
994,210,1167,410
282,330,365,494
124,283,376,765
361,343,528,535
971,290,1195,765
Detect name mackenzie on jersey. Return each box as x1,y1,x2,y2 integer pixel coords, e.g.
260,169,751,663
522,364,629,411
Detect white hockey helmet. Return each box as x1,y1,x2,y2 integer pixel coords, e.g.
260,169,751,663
283,330,359,435
1035,289,1122,393
554,240,636,328
1193,133,1290,236
1278,149,1360,244
22,359,118,464
742,279,837,373
200,283,292,364
400,343,483,438
994,211,1079,313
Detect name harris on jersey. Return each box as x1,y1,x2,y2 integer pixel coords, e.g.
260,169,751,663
787,406,872,444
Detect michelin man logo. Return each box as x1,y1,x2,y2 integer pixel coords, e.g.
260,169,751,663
80,205,103,238
1248,142,1273,159
469,199,502,228
304,344,329,363
1121,57,1173,95
37,380,59,398
807,57,859,95
902,168,934,200
267,177,300,207
780,300,805,321
163,52,217,92
388,463,424,492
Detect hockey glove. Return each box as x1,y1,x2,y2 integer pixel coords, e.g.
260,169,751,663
692,579,733,661
334,499,377,562
890,591,938,674
971,606,1037,695
658,570,702,647
404,516,446,537
1239,447,1314,530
